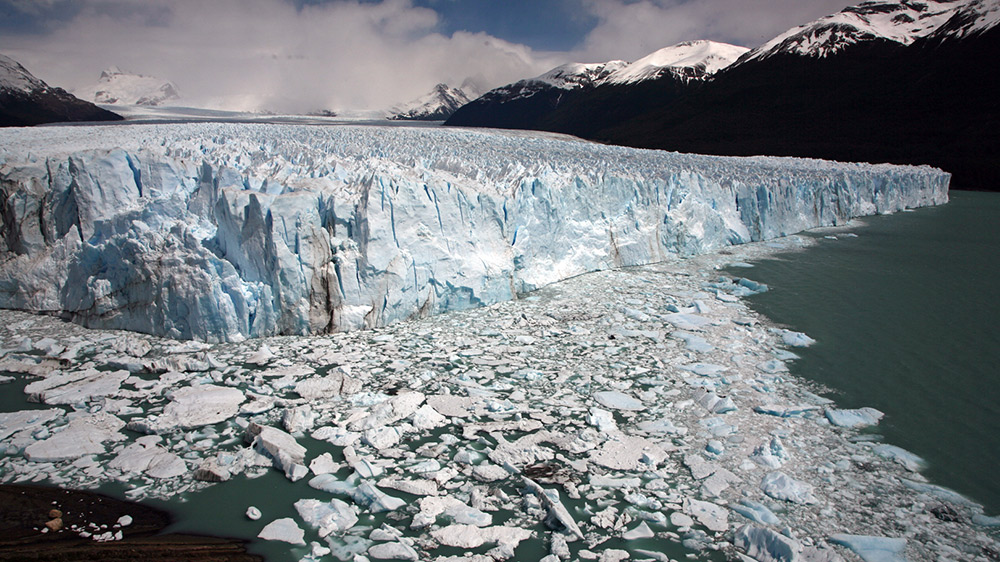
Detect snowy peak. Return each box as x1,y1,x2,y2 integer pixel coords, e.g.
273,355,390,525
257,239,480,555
78,67,180,107
531,60,629,89
0,53,48,94
743,0,1000,61
389,82,477,121
605,40,749,85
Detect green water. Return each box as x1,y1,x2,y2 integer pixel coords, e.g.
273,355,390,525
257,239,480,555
730,190,1000,515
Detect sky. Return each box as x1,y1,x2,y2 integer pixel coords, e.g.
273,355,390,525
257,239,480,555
0,0,852,113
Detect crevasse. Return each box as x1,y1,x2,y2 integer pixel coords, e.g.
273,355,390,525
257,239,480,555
0,123,949,342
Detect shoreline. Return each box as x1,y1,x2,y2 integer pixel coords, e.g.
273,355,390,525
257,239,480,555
0,227,997,561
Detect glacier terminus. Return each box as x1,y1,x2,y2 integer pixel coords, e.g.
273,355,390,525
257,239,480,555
0,123,949,342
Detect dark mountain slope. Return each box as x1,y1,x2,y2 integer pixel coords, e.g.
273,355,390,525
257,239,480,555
594,28,1000,190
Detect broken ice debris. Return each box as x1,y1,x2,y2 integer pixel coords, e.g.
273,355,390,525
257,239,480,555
137,384,244,432
24,413,125,462
829,534,907,562
825,407,884,428
258,517,306,545
735,524,801,562
294,498,359,537
761,472,818,504
593,390,644,411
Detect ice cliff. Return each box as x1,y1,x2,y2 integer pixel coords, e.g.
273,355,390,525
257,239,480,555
0,123,949,342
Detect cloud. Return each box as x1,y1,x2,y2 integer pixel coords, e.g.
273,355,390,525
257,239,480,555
571,0,852,63
0,0,562,112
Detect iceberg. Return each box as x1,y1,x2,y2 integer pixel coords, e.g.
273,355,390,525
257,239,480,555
0,123,949,342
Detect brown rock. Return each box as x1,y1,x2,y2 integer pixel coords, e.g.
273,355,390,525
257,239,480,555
44,518,62,532
48,508,62,519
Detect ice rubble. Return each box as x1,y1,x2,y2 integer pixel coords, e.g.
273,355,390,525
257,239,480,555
0,123,949,342
0,231,996,562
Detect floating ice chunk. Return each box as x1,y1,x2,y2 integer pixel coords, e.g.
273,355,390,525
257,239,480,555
143,384,244,431
348,392,426,431
245,345,275,365
246,506,262,520
672,331,715,353
637,417,685,435
108,435,187,479
309,473,359,496
246,422,307,478
431,524,532,549
522,477,584,539
410,404,447,430
778,330,816,347
312,425,361,446
472,463,509,483
294,498,359,537
378,477,439,496
973,514,1000,527
352,482,405,513
588,407,618,432
684,498,729,532
679,363,728,377
590,435,668,471
829,534,906,562
24,412,125,462
25,368,129,405
756,360,789,374
623,521,655,540
258,517,306,545
367,541,419,561
283,405,317,434
874,444,924,472
593,391,644,411
309,452,341,476
754,404,818,418
730,500,780,525
294,373,361,400
0,409,62,441
664,313,712,331
761,472,817,504
900,479,978,507
735,524,801,562
413,496,492,529
825,407,884,428
751,436,789,469
363,426,403,450
695,389,736,414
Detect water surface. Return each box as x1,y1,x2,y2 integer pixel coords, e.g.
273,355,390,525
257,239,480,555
731,190,1000,514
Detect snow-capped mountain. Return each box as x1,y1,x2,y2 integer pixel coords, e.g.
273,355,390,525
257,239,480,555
388,82,477,121
1,53,122,127
604,40,749,84
77,67,180,107
445,41,745,130
741,0,1000,62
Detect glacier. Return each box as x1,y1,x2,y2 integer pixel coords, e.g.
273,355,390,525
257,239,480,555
0,123,949,342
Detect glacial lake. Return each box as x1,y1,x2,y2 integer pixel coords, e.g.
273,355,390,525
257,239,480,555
729,189,1000,515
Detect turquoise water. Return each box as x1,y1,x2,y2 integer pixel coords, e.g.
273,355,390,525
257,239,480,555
730,190,1000,515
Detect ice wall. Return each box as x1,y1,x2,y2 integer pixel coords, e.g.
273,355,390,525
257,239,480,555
0,124,949,342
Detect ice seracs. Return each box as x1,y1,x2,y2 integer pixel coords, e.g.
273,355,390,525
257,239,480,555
0,124,948,342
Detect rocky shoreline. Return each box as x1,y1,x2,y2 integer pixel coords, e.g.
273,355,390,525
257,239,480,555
0,228,997,561
0,483,260,561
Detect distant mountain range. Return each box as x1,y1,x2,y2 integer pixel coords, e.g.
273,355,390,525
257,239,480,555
388,81,483,121
447,0,1000,191
76,67,180,107
0,54,122,127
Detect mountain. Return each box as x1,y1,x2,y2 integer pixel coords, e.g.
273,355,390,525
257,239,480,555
445,41,744,132
444,60,627,130
594,0,1000,190
77,67,180,107
388,82,479,121
448,0,1000,191
0,54,122,127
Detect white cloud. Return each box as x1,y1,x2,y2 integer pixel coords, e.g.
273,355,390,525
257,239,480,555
0,0,562,112
571,0,852,63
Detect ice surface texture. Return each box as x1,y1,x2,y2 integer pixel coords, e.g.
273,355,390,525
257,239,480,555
0,123,949,342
